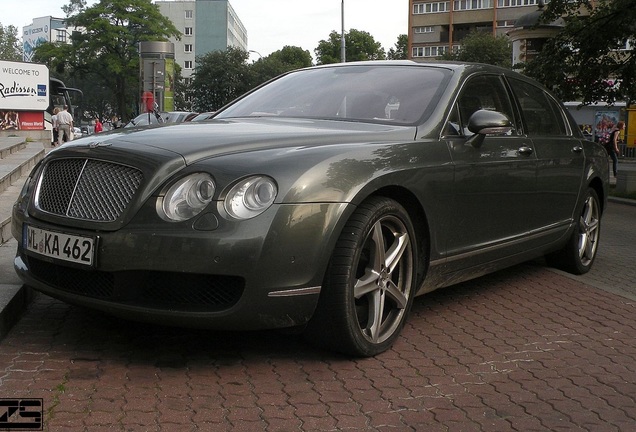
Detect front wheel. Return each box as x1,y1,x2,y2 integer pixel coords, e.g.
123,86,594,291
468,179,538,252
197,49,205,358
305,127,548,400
546,188,601,275
305,197,418,357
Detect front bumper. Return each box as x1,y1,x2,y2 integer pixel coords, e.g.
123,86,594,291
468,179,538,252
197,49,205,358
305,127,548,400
13,201,352,330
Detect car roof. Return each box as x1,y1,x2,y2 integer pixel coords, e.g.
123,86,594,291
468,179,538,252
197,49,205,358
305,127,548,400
304,60,519,77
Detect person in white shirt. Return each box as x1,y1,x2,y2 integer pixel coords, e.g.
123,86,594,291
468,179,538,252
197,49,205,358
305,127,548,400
51,107,60,146
57,106,74,146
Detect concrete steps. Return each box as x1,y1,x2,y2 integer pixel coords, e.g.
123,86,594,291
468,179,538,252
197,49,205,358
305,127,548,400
0,136,45,340
0,137,46,245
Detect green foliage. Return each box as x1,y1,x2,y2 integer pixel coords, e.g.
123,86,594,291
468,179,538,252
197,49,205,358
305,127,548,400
441,31,512,68
387,34,408,60
315,29,386,65
251,46,313,86
172,63,191,111
0,22,23,61
524,0,636,104
190,47,252,112
62,0,88,17
34,0,180,121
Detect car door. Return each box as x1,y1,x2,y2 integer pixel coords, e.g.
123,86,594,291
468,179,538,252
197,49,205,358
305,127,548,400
443,74,537,268
507,77,585,238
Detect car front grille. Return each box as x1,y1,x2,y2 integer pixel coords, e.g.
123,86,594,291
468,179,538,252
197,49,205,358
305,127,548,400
36,159,144,222
27,256,244,312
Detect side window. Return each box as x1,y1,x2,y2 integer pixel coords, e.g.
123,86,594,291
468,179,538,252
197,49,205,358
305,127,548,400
508,78,568,136
447,75,516,136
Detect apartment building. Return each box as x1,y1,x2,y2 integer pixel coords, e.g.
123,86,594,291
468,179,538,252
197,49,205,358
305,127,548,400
156,0,247,81
408,0,543,59
22,16,81,62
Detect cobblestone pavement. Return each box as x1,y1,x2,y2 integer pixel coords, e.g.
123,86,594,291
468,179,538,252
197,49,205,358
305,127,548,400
557,200,636,301
0,204,635,431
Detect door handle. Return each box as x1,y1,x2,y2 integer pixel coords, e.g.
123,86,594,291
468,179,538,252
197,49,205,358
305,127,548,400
518,146,534,155
572,146,584,153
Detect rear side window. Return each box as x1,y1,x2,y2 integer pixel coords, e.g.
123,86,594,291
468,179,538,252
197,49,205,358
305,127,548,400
508,78,568,136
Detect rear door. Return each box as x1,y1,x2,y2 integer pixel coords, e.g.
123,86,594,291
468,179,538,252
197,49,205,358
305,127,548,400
507,78,585,237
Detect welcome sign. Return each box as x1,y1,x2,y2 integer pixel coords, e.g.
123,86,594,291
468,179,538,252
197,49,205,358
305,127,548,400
0,60,49,111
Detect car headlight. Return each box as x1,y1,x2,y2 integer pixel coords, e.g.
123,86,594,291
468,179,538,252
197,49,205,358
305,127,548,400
224,176,277,220
160,173,216,222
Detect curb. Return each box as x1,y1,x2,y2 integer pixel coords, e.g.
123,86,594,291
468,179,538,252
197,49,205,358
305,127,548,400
0,239,33,342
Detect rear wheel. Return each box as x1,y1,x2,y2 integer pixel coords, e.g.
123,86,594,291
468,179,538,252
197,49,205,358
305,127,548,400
305,197,418,357
546,188,601,275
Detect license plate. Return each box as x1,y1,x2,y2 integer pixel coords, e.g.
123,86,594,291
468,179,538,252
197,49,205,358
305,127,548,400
24,225,95,266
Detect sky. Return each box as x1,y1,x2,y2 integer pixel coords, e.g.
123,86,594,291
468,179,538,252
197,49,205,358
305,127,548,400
2,0,409,61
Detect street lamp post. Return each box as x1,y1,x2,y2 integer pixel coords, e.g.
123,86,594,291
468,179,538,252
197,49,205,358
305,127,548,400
341,0,346,62
249,50,263,61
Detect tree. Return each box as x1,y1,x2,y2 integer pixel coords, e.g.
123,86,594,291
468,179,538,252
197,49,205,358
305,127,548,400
523,0,636,104
251,45,313,86
190,47,252,112
34,0,180,121
387,34,408,60
440,31,512,68
172,63,191,111
0,22,22,61
315,29,385,65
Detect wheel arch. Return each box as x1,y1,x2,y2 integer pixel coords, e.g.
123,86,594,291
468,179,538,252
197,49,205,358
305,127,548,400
366,186,431,286
588,176,606,214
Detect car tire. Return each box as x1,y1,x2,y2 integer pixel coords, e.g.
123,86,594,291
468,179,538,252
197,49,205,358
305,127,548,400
305,197,418,357
546,188,601,275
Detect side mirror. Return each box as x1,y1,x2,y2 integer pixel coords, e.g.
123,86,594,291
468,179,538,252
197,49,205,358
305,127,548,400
466,109,513,148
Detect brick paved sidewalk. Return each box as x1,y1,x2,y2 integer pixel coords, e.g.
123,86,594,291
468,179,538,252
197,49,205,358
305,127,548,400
1,262,635,431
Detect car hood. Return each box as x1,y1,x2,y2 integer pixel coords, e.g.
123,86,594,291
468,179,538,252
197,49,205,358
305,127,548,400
66,117,417,165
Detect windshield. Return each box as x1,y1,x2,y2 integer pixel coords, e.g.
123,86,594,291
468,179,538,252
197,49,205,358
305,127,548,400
215,64,451,126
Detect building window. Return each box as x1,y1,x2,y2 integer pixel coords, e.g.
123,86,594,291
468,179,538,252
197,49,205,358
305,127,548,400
454,0,493,10
56,29,67,43
414,26,434,34
412,46,449,57
185,10,193,19
184,27,193,36
184,44,193,53
184,61,193,69
496,20,516,28
413,2,449,14
497,0,538,7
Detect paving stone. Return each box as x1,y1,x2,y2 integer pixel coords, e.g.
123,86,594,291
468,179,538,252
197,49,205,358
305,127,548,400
2,202,636,430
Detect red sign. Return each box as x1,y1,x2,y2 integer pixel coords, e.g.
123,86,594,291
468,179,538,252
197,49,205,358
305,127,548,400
1,110,44,131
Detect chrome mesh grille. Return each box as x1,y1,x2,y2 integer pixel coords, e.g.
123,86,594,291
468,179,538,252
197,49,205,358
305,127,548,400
37,159,143,222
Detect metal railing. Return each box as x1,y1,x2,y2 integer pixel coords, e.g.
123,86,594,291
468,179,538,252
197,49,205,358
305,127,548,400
619,143,636,159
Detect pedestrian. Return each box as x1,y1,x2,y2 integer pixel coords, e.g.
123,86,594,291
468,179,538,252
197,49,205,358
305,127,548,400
606,121,625,178
94,117,103,133
57,105,74,146
51,107,60,146
111,116,122,129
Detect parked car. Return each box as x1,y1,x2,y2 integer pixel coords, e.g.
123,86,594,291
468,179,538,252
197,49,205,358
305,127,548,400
125,111,197,127
80,125,95,136
12,61,608,356
189,112,216,122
